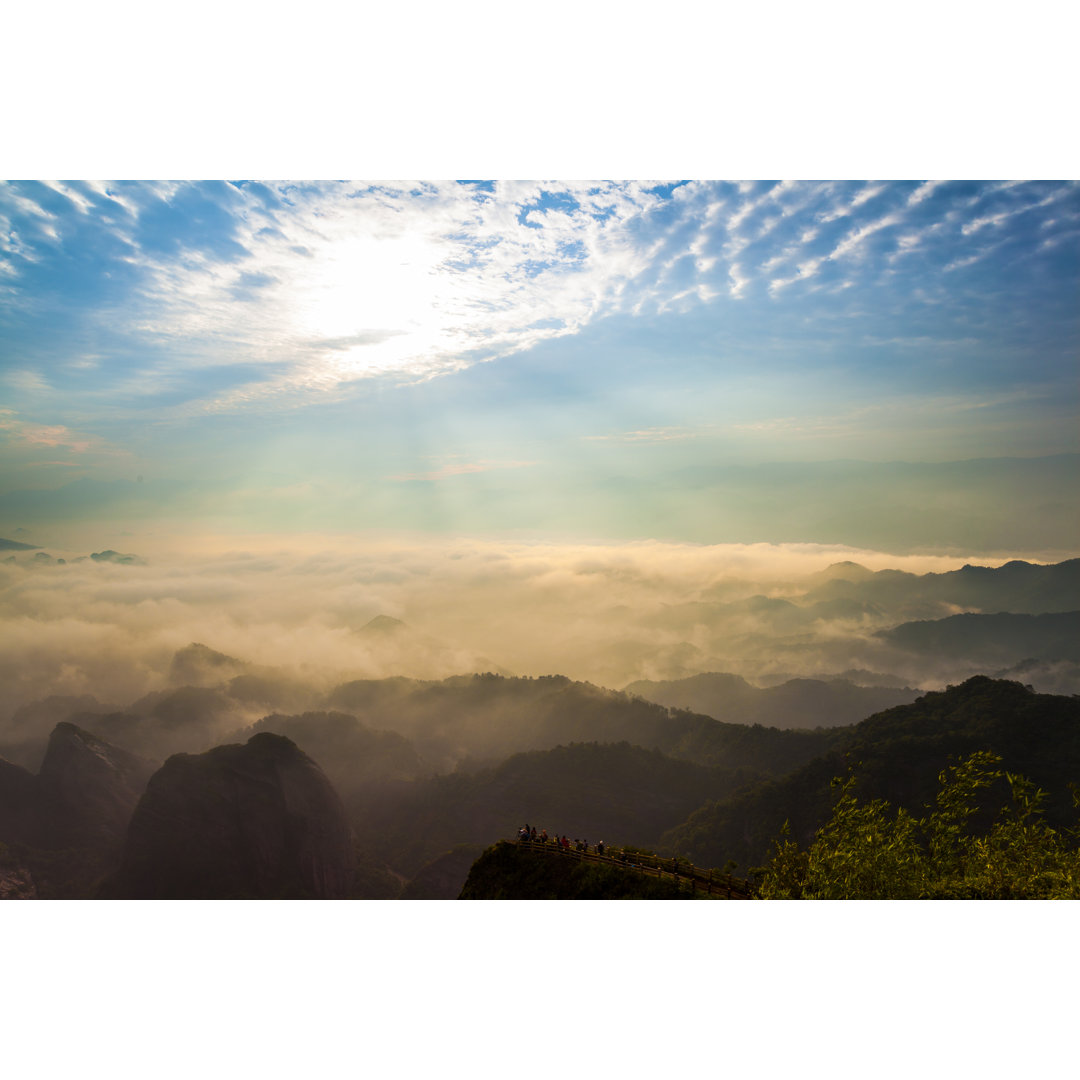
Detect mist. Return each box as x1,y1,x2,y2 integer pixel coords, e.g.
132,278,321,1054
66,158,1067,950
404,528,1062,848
3,534,1073,736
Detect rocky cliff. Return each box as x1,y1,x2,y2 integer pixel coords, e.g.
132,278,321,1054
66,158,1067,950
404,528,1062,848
103,732,357,899
35,722,158,849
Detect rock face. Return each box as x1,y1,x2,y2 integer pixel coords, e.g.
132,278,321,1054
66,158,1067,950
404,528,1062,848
105,732,356,899
0,756,37,845
34,722,158,849
0,725,157,898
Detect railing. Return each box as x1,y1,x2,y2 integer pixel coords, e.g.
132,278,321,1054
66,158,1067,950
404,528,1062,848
513,837,754,899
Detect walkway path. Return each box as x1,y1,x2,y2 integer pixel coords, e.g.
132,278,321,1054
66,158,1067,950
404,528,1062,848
515,837,754,899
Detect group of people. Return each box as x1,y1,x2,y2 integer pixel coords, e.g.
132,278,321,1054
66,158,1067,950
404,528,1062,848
517,824,605,856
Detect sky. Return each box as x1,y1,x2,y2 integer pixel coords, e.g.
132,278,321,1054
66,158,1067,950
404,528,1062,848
3,8,1077,1057
1,178,1077,556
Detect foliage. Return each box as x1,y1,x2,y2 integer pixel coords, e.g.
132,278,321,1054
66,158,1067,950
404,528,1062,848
459,841,702,899
369,740,745,877
758,751,1080,899
663,677,1080,872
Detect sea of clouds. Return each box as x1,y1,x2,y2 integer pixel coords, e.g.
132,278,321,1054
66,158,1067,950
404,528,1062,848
0,533,1028,723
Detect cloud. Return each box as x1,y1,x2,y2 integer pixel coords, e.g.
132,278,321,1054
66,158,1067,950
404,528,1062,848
0,534,1011,724
584,427,697,444
0,409,117,456
387,459,538,482
3,370,51,394
1,180,1077,424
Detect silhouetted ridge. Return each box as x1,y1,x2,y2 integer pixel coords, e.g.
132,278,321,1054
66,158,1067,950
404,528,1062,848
0,755,36,843
103,732,356,899
35,722,157,849
169,642,248,686
359,615,409,636
460,841,704,900
878,611,1080,663
625,672,919,729
806,558,1080,614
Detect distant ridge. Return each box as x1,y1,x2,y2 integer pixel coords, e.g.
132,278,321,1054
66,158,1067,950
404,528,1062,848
878,610,1080,663
360,615,409,635
0,537,38,551
624,672,921,729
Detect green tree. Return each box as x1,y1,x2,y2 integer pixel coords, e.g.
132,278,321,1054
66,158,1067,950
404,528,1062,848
758,751,1080,899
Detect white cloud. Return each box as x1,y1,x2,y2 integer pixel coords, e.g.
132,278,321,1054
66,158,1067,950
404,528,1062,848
111,181,683,411
0,535,998,719
906,180,945,207
387,459,538,482
2,180,1076,418
3,370,51,394
827,213,901,262
584,426,697,444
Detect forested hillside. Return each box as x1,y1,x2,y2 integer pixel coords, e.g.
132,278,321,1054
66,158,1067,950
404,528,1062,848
662,677,1080,873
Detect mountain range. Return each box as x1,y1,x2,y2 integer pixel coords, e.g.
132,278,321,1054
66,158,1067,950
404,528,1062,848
3,556,1079,898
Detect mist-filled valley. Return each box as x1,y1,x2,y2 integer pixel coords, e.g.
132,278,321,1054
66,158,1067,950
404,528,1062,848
3,535,1079,899
5,536,1079,721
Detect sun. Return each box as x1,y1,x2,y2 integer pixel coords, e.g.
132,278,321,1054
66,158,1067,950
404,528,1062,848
293,233,445,342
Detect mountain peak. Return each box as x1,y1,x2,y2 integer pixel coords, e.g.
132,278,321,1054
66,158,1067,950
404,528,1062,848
360,615,409,636
103,733,356,898
169,642,247,686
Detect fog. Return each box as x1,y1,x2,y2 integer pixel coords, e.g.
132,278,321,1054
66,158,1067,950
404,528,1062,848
3,534,1071,734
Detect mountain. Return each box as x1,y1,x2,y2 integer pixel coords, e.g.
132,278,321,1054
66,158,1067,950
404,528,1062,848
102,732,357,899
239,711,425,810
459,840,702,899
1,694,114,771
878,611,1080,665
324,672,847,777
0,537,38,551
0,723,158,898
364,740,750,878
756,669,915,690
624,672,920,729
0,722,156,852
89,549,141,564
804,558,1080,617
169,642,249,687
358,615,409,637
34,722,158,850
77,685,247,760
0,756,37,844
662,677,1080,873
400,843,486,899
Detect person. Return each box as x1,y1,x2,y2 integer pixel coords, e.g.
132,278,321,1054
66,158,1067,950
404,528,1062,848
540,828,548,843
582,839,588,853
597,840,604,856
530,826,537,841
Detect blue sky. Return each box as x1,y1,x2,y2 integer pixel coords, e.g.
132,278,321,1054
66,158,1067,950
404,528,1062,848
1,179,1077,553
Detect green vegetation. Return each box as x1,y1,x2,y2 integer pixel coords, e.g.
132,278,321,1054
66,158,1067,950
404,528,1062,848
6,672,1078,899
758,751,1080,899
327,671,848,777
4,839,117,899
365,740,746,877
663,677,1080,873
459,841,703,899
